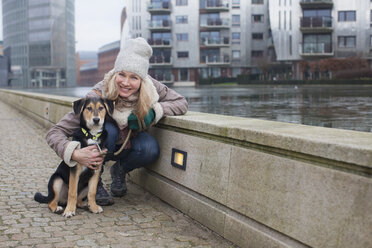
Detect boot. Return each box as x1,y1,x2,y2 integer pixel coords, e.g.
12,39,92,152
110,161,127,197
95,178,114,206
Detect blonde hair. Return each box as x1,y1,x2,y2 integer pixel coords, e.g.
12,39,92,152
104,72,151,121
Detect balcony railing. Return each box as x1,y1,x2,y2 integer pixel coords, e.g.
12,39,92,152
150,56,172,66
148,39,172,48
300,0,333,9
201,0,229,11
200,18,230,28
300,42,333,56
205,55,230,65
147,1,171,12
148,20,171,30
151,73,174,83
201,37,229,46
301,16,332,28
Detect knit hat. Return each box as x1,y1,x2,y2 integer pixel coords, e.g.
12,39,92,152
114,37,153,80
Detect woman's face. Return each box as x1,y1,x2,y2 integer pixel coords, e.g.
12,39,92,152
115,70,141,98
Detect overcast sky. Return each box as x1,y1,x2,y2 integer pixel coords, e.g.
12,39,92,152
0,0,125,52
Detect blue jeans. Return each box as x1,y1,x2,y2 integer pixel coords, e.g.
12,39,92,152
105,122,160,173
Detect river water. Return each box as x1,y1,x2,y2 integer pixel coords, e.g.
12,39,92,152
21,84,372,133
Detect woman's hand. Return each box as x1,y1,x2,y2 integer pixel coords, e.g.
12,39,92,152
71,145,106,170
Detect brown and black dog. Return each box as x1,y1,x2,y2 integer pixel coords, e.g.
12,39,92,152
34,97,114,217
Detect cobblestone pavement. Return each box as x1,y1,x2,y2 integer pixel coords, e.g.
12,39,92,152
0,101,237,248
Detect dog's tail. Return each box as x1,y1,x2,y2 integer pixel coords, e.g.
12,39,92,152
34,192,50,204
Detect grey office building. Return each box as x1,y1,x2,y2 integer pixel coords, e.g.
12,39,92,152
2,0,76,87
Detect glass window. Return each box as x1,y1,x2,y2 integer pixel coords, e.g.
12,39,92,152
179,69,188,81
177,51,189,58
252,33,263,39
338,11,356,22
370,36,372,47
252,0,263,4
176,33,188,41
232,32,240,44
252,15,264,23
176,0,188,6
176,16,188,24
232,50,240,60
232,0,240,8
251,50,264,57
338,36,356,48
232,15,240,26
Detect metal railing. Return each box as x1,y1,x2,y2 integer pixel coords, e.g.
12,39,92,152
147,1,171,11
301,0,332,3
148,19,171,29
300,42,333,55
300,16,332,28
149,56,172,65
200,18,229,28
148,39,172,47
205,55,230,64
201,37,229,46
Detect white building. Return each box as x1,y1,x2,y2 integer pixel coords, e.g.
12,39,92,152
122,0,372,82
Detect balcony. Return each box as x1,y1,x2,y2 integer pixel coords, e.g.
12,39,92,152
300,42,334,57
147,1,171,13
150,56,173,66
148,20,171,31
148,39,172,48
201,0,229,12
201,37,230,47
300,16,333,33
300,0,333,9
200,18,230,29
205,55,230,65
151,73,174,84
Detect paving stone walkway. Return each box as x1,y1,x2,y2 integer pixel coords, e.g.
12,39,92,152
0,101,236,248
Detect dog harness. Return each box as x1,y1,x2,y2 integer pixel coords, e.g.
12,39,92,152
81,128,102,141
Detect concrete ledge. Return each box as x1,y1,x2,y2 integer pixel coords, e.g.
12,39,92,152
1,89,371,248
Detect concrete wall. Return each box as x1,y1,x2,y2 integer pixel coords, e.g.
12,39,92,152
1,89,371,248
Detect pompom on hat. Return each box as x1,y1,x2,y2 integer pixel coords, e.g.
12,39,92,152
114,37,153,80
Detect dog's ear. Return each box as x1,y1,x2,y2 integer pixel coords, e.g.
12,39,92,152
73,98,86,115
103,99,114,115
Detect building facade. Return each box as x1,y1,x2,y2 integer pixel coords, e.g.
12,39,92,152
269,0,372,79
122,0,371,82
2,0,76,87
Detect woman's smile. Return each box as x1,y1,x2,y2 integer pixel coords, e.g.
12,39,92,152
115,70,141,98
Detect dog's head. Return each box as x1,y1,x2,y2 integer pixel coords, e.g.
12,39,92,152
73,97,114,130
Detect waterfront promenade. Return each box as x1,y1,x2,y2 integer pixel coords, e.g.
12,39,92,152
0,100,236,248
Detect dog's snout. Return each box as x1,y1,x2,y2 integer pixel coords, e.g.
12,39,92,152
93,117,100,124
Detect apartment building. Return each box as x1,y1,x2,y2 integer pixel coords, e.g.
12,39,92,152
270,0,372,79
120,0,372,82
2,0,76,87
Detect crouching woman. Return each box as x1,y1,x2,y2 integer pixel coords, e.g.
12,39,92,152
46,37,188,205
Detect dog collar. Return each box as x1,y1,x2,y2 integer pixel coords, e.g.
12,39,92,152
81,128,102,140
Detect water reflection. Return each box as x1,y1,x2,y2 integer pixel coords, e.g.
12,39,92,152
19,85,372,132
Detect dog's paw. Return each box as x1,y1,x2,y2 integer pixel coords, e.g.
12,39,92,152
54,206,64,214
62,210,75,218
89,205,103,214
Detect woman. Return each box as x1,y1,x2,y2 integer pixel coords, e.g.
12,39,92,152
46,37,188,206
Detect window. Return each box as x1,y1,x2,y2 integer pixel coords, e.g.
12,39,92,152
251,50,264,57
179,69,188,81
176,16,188,24
176,33,188,41
252,15,264,23
252,0,263,4
177,51,189,58
176,0,187,6
232,50,240,60
338,36,356,48
252,33,263,40
232,32,240,44
370,36,372,47
232,15,240,26
232,0,240,8
338,11,356,22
